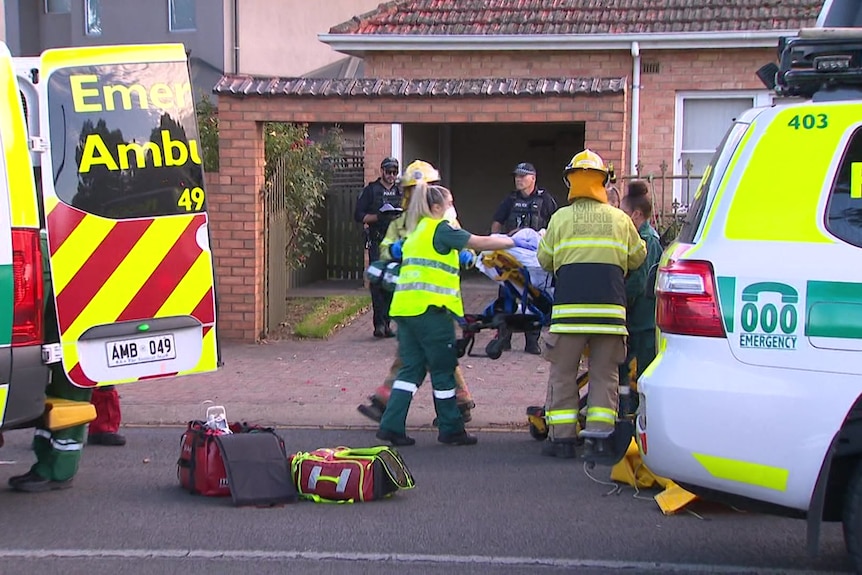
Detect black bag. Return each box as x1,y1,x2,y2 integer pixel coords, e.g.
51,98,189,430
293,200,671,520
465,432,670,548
213,428,298,507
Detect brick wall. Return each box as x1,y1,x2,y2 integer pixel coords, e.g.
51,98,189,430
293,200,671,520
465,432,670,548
634,48,774,174
210,103,265,342
213,46,774,341
366,47,773,187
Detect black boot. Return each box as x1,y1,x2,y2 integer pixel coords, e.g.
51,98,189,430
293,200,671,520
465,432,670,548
525,330,541,355
87,432,126,446
10,471,73,492
438,431,478,445
357,396,386,423
541,440,577,459
376,429,415,446
491,327,512,351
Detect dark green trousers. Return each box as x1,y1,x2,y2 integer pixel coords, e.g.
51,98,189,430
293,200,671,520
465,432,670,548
379,309,463,436
619,329,657,385
31,364,92,482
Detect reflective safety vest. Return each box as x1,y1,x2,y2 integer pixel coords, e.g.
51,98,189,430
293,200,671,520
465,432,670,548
537,198,646,336
389,217,463,317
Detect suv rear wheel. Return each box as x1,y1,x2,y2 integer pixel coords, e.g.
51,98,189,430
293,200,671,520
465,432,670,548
842,458,862,571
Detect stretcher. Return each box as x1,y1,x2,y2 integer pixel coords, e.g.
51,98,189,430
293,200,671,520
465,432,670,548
456,247,554,360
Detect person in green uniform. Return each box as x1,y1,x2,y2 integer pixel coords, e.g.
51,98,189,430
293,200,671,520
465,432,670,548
358,159,477,424
376,182,529,446
8,230,92,493
619,180,663,384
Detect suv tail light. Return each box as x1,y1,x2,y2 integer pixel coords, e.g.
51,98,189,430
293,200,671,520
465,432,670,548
655,259,726,338
12,228,43,346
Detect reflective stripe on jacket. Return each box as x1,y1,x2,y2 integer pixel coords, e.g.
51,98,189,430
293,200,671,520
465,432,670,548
390,217,463,317
538,198,646,335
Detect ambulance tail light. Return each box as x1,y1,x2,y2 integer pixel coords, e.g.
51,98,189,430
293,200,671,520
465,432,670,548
11,228,43,346
655,259,726,338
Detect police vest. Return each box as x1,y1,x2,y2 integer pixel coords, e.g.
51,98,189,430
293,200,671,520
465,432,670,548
389,217,463,318
373,182,402,211
367,181,402,241
505,189,550,232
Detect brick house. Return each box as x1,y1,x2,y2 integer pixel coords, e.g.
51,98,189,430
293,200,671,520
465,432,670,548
211,0,823,341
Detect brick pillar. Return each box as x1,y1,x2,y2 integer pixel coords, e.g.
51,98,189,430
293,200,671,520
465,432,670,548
583,94,628,183
211,98,265,342
364,124,393,184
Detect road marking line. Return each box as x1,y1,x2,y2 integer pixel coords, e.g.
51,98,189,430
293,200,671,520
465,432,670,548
0,548,846,573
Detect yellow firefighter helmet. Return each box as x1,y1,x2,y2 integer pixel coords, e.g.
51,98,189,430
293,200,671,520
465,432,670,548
563,149,610,185
400,160,441,187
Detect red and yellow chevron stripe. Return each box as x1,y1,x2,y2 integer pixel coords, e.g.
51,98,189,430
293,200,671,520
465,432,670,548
45,196,217,387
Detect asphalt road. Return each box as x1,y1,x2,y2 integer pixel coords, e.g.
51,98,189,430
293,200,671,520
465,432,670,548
0,428,854,575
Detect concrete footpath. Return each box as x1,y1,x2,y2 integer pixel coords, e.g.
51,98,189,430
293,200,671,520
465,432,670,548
121,277,552,430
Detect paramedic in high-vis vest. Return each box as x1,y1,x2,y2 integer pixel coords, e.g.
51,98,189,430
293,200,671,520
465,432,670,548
8,232,92,492
537,150,645,459
357,160,476,424
376,182,527,447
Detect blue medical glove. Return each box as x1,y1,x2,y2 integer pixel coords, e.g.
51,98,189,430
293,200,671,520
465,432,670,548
459,249,476,269
390,239,404,261
512,235,537,250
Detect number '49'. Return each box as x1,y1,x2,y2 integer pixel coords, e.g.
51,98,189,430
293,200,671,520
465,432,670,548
178,187,206,211
787,114,828,130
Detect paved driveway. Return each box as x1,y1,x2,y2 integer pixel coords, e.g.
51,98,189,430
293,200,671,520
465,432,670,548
121,276,552,430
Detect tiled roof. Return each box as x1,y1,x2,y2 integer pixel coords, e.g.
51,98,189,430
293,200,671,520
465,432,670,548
213,75,625,97
329,0,822,35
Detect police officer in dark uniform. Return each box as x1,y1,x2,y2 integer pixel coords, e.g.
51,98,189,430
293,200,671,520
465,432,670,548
490,162,558,354
355,157,403,338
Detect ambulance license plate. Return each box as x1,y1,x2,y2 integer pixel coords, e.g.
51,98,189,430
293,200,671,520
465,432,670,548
106,335,176,367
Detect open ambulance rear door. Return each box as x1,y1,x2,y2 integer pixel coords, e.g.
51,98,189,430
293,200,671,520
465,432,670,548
37,44,219,388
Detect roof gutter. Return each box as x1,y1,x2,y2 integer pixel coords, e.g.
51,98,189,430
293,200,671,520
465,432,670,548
318,30,795,56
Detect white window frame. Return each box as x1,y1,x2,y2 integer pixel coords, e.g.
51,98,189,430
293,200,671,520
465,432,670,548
44,0,71,14
85,0,102,36
168,0,196,32
673,90,773,204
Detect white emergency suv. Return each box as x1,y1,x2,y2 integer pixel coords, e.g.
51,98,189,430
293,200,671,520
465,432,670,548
637,24,862,570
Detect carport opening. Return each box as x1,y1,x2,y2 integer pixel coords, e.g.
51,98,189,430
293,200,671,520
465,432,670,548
403,122,586,234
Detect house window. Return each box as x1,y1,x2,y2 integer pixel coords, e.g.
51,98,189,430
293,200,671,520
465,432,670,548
169,0,196,31
674,91,773,205
45,0,71,14
86,0,102,36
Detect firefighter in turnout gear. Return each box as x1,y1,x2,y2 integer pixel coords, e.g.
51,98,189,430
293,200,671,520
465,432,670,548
536,149,645,459
358,160,476,424
376,182,523,447
355,157,403,338
490,162,558,354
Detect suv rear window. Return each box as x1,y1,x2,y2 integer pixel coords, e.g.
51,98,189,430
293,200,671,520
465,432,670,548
825,127,862,248
47,61,205,220
678,122,748,244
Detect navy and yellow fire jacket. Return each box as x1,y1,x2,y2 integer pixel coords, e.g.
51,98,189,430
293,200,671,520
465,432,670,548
538,198,646,335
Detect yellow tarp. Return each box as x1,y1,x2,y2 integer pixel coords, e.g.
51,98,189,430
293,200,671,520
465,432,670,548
610,438,698,515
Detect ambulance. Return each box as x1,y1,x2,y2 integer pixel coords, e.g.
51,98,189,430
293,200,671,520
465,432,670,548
636,24,862,569
0,42,219,440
